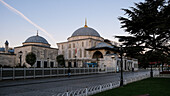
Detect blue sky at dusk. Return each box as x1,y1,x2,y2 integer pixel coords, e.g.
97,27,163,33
0,0,144,48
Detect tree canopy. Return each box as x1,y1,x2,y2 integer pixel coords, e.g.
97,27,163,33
118,0,170,53
56,55,65,67
25,52,36,66
116,0,170,67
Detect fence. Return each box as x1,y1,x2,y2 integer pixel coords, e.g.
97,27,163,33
56,71,159,96
0,67,115,80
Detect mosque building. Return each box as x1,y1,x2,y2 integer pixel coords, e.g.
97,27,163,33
0,20,138,71
57,20,138,71
14,32,58,67
57,20,104,67
0,32,58,68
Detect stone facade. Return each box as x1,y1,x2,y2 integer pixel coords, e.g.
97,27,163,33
0,34,58,68
14,45,58,68
0,53,16,67
57,37,104,67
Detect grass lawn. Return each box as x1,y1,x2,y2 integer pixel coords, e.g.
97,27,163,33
92,78,170,96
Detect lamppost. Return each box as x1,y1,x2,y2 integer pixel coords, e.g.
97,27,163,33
18,51,23,66
120,45,124,87
75,56,77,67
150,64,153,77
111,55,116,72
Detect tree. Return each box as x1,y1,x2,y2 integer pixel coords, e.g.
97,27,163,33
116,0,170,68
56,55,65,67
118,0,170,54
25,52,36,66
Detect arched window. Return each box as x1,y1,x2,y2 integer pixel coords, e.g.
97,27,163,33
62,51,64,55
73,43,75,48
62,45,64,49
69,44,71,48
82,42,84,47
84,50,86,57
44,49,47,59
69,50,71,58
37,51,40,57
94,42,97,46
73,49,75,57
80,49,82,58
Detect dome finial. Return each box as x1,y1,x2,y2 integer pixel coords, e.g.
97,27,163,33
84,18,88,27
37,30,39,36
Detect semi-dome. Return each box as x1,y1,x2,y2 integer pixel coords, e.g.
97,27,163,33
23,33,50,47
71,27,101,37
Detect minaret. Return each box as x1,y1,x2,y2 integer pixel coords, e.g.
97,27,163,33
5,40,9,53
84,18,88,27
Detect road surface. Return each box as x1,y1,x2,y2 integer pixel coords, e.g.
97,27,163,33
0,70,156,96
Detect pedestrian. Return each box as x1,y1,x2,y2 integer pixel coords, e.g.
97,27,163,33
132,67,134,72
68,68,71,77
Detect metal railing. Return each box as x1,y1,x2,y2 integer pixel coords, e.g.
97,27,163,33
0,67,115,80
55,71,159,96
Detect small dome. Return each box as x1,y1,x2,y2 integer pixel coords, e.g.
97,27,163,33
23,34,50,47
24,35,49,44
71,27,101,37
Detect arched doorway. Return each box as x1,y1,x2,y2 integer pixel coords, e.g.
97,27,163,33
92,51,103,59
92,51,103,67
68,62,72,67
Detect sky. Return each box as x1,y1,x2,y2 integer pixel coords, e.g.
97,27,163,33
0,0,144,48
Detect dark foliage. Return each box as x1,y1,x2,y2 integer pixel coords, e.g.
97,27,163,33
25,52,36,66
56,55,65,67
116,0,170,67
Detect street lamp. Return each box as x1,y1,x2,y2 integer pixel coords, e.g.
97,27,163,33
75,56,77,67
150,64,153,77
120,45,123,87
149,62,154,78
111,55,116,72
18,51,23,66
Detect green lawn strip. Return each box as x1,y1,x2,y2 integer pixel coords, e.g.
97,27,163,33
92,78,170,96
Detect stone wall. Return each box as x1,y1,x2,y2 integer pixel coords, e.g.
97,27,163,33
14,46,32,66
0,53,16,67
14,45,58,67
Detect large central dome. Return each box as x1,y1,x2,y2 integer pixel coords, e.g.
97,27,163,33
71,27,101,37
68,19,104,41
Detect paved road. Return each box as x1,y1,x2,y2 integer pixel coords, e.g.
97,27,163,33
0,70,156,96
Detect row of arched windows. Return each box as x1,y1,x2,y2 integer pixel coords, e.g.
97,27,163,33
35,49,55,60
68,49,87,58
67,41,86,49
